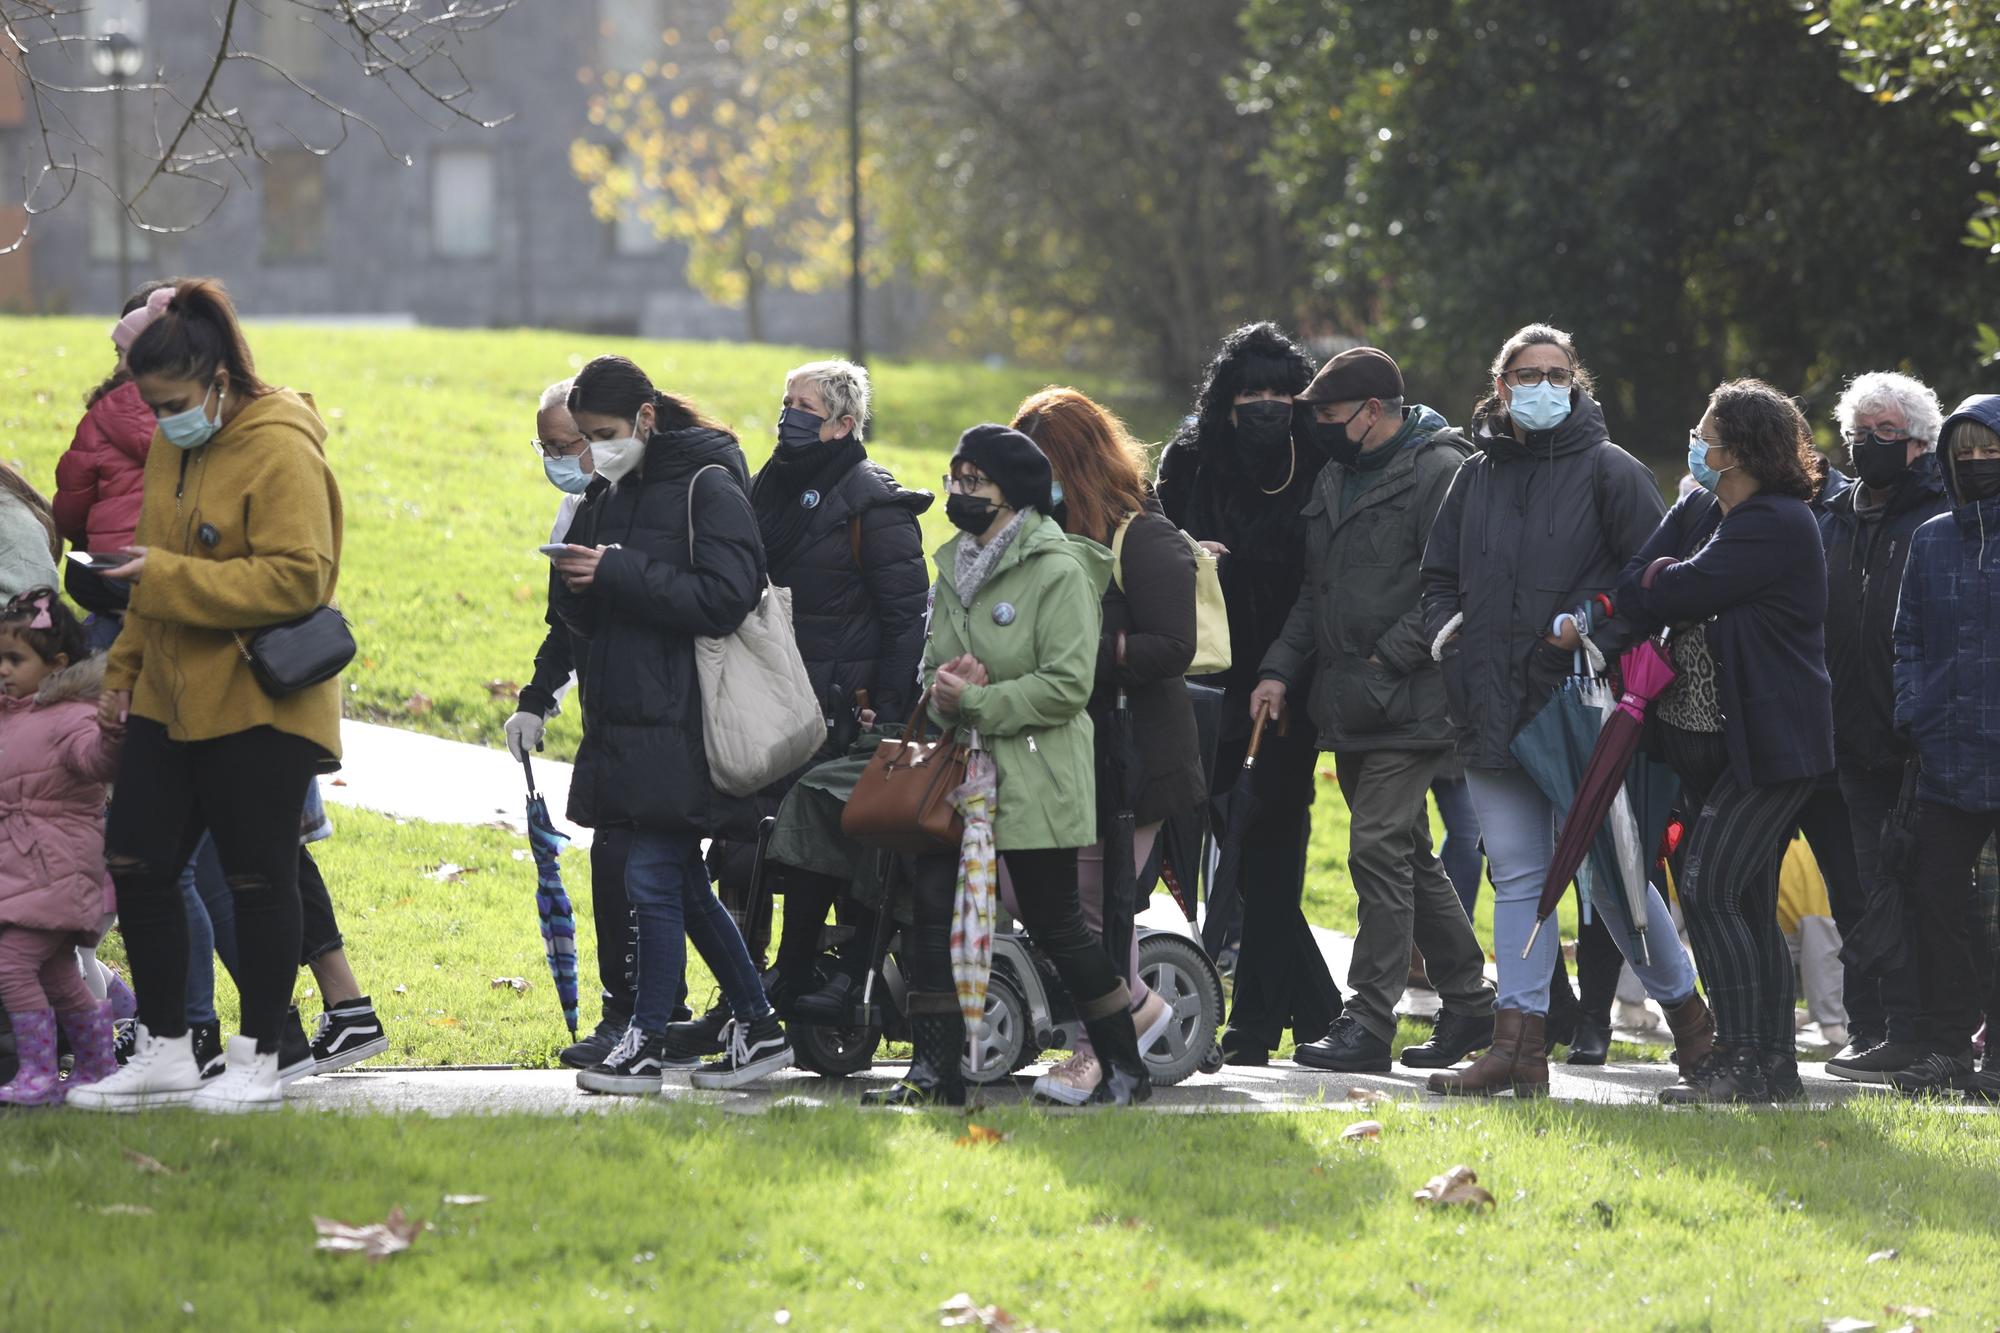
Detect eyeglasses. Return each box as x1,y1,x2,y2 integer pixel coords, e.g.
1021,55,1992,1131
1503,367,1575,388
944,472,995,494
532,436,589,459
1843,428,1912,449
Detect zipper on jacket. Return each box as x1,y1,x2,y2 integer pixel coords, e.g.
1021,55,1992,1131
1026,734,1063,791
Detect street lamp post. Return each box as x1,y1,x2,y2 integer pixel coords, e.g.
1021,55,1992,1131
89,27,143,302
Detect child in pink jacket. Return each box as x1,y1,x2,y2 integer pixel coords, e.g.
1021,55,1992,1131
0,589,123,1105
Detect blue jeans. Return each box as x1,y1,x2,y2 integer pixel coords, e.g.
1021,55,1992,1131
1431,774,1484,919
1463,766,1696,1015
625,831,768,1034
180,835,233,1027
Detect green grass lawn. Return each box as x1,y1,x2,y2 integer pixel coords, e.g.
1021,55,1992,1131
6,1099,1998,1331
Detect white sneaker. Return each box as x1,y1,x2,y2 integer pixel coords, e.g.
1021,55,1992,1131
65,1024,204,1112
1033,1050,1101,1106
189,1035,285,1115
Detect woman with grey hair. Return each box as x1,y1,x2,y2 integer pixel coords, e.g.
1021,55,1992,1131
1817,370,1950,1083
743,358,933,1024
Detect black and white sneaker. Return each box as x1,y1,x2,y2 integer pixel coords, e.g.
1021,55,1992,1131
311,998,389,1073
577,1027,668,1095
277,1005,317,1085
113,1017,137,1066
656,1024,709,1071
192,1020,226,1080
560,1013,631,1071
690,1012,792,1090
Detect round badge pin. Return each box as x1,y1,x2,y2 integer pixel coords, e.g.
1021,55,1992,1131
801,489,821,509
992,602,1017,626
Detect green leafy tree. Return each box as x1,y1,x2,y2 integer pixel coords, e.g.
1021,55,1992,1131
1240,0,1992,457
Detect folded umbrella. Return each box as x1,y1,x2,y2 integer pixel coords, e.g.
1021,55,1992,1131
520,755,581,1039
1200,707,1269,959
1840,758,1918,976
950,748,999,1034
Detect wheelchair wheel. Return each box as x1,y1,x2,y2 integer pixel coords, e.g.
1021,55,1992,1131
1137,932,1223,1087
961,972,1032,1085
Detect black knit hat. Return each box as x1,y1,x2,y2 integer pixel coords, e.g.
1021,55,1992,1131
952,424,1054,513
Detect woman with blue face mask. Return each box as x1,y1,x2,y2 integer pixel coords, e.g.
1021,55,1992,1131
1615,380,1835,1104
1419,323,1711,1098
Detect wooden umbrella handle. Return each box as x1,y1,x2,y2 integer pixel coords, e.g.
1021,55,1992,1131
1245,705,1270,767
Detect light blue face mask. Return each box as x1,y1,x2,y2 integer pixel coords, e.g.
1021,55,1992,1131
1508,380,1571,433
542,452,592,494
1687,431,1734,491
158,381,223,451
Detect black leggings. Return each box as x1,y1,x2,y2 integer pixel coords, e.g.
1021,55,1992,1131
106,719,321,1047
905,847,1122,1012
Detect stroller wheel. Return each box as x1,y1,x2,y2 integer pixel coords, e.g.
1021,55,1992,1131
961,973,1031,1085
1137,933,1224,1087
792,1020,882,1078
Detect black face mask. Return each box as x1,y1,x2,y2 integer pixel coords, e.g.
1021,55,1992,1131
776,406,826,457
946,492,1001,534
1956,458,2000,504
1850,433,1913,490
1233,399,1295,483
1313,405,1369,469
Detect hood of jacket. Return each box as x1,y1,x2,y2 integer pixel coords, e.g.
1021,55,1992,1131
1471,390,1610,464
1940,393,2000,514
94,379,158,465
33,653,104,708
215,387,328,458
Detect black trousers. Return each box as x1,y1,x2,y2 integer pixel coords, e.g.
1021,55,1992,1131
905,847,1121,1011
1834,762,1923,1043
107,719,321,1046
589,827,637,1020
1908,801,2000,1054
1215,704,1342,1049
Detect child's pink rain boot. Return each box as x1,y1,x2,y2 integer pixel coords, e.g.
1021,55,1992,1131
0,1011,63,1106
58,1001,119,1087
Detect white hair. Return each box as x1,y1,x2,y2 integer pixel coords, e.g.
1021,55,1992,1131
1835,371,1942,452
787,359,870,441
538,378,574,415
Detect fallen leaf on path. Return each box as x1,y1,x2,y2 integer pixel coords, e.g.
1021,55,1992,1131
489,977,530,993
1341,1119,1382,1141
954,1124,1006,1148
1866,1249,1899,1264
441,1194,488,1207
938,1292,1035,1330
122,1149,182,1176
1413,1164,1495,1211
96,1203,153,1215
1821,1319,1876,1333
424,862,473,883
483,679,521,699
313,1207,423,1262
403,693,433,715
1345,1087,1389,1104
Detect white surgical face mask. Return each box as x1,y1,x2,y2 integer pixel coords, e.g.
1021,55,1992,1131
588,414,647,484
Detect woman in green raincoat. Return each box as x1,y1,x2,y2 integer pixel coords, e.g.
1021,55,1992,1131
865,425,1151,1108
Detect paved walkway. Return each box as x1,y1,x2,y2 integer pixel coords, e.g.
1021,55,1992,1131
286,1060,1949,1117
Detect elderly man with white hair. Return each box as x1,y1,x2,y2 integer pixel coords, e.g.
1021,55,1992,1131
1816,370,1951,1084
505,377,650,1070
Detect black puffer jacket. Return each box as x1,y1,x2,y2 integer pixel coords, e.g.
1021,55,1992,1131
1419,392,1666,770
1094,497,1207,826
757,457,932,723
553,426,765,836
1816,452,1950,769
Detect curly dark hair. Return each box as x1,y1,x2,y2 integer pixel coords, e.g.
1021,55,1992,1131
1165,321,1316,457
1708,378,1818,502
0,587,89,668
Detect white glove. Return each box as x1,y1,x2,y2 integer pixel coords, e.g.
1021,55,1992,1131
504,710,546,762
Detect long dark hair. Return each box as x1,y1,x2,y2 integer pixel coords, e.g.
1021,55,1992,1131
87,279,175,407
1709,379,1819,502
126,278,268,397
567,355,736,444
1165,321,1316,459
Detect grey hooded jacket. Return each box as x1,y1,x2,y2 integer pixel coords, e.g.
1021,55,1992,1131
1418,392,1666,770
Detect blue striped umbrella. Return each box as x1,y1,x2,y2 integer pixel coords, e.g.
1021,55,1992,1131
521,756,580,1038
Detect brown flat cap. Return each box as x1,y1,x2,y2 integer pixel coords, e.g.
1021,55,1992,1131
1297,347,1404,405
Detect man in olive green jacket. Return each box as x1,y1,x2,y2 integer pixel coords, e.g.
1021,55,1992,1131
1251,348,1496,1074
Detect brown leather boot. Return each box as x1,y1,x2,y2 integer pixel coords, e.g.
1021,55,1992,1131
1664,993,1716,1077
1427,1008,1548,1098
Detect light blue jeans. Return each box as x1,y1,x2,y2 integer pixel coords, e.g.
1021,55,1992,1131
1463,766,1696,1015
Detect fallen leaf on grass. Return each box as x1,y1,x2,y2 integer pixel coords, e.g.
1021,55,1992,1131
329,777,348,787
122,1149,183,1176
403,693,433,716
954,1124,1007,1148
1341,1119,1382,1141
423,862,474,883
512,583,535,603
939,1293,1036,1330
313,1207,423,1262
1345,1087,1389,1105
483,679,521,699
489,977,530,993
96,1203,154,1215
441,1194,488,1207
1821,1319,1876,1333
1412,1164,1495,1211
1866,1249,1899,1264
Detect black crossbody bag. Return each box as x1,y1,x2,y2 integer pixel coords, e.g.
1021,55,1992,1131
232,607,356,698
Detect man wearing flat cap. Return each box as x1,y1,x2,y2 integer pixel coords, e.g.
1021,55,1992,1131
1251,348,1498,1073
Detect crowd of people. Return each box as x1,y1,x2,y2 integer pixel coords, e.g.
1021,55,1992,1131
1,277,1996,1113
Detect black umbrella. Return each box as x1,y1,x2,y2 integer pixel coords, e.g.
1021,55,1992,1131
1098,682,1142,975
1200,707,1270,959
1840,758,1918,976
520,756,580,1039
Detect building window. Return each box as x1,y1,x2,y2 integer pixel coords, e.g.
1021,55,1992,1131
88,184,151,263
262,150,325,262
598,0,666,72
431,148,496,258
260,5,323,79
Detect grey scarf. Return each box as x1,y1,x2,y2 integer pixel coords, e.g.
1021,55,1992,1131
953,511,1027,606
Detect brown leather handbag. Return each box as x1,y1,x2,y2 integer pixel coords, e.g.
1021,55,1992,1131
841,692,969,852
